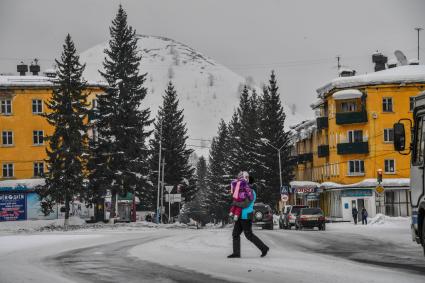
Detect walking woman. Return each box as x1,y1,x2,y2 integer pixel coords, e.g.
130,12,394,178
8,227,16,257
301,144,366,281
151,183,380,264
228,173,269,258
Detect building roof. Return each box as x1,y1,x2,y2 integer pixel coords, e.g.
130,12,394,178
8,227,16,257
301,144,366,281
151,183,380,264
317,65,425,97
0,75,107,89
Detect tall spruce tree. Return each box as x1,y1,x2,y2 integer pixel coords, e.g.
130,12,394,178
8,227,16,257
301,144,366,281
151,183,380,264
259,71,293,208
185,156,209,224
38,34,89,226
207,120,232,223
88,5,152,218
150,82,195,210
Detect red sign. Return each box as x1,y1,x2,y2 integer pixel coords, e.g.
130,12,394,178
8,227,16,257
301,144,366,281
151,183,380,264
294,187,316,193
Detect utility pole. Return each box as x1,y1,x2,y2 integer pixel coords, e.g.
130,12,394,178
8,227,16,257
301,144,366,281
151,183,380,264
415,27,423,62
161,157,165,223
156,120,163,224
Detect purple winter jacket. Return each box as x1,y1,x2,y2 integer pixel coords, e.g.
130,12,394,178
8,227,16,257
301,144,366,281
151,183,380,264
230,179,253,201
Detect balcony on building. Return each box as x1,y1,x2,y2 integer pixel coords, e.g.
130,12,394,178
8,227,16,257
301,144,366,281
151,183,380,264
337,136,369,155
333,89,367,125
316,116,328,129
317,144,329,157
312,100,328,130
297,152,313,163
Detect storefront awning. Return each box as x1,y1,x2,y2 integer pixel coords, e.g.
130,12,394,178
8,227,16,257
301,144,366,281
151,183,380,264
0,179,45,192
332,89,362,100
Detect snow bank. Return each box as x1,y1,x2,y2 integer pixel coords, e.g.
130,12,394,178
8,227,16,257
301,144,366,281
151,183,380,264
0,218,194,234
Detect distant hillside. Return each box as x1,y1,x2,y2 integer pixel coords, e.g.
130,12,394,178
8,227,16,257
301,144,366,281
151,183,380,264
80,35,301,156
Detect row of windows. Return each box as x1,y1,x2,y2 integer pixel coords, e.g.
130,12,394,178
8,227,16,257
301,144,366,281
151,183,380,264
309,159,396,181
0,99,43,115
1,130,44,146
2,162,44,178
348,159,395,175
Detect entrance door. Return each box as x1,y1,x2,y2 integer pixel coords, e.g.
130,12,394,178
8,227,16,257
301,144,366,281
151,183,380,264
357,199,365,222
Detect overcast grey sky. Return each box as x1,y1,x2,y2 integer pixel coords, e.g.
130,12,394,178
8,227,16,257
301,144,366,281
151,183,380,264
1,0,425,118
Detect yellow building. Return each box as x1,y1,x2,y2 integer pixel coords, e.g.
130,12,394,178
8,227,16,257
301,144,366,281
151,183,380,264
292,62,425,220
0,70,104,181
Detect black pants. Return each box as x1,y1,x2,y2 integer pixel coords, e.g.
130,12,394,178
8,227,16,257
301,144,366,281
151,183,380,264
353,215,358,224
232,219,268,255
362,216,367,225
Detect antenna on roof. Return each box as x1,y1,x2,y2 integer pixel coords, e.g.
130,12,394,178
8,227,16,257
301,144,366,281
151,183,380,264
336,55,341,72
394,50,408,66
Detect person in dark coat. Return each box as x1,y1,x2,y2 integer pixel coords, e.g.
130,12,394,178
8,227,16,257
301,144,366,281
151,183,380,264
352,207,358,225
228,174,269,258
361,207,368,225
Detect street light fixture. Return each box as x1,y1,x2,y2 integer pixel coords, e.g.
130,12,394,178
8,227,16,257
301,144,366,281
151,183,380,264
261,138,284,189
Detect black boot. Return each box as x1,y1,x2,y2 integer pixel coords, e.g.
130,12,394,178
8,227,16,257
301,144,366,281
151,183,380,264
261,246,269,257
227,253,241,258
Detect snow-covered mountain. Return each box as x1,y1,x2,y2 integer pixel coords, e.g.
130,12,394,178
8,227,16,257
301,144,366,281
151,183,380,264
80,35,300,156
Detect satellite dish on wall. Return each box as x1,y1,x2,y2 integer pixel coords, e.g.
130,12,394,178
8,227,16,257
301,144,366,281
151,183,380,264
394,50,408,66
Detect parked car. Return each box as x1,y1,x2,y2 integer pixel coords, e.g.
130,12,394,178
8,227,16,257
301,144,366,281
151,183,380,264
279,205,308,229
295,207,326,230
252,202,274,230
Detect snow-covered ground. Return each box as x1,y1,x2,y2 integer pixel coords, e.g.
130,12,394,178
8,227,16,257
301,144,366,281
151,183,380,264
129,217,424,283
0,216,424,283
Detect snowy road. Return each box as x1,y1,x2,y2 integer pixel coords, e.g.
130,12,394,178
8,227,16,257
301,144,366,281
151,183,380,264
0,219,425,283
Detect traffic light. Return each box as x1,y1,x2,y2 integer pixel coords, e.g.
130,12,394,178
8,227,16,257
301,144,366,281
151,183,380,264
377,169,383,183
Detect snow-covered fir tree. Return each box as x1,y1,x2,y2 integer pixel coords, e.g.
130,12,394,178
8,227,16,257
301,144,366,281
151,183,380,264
88,5,152,218
184,156,210,224
150,82,195,210
38,34,89,226
206,120,232,223
258,71,293,207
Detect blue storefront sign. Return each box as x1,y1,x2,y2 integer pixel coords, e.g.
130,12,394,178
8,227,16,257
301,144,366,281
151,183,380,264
340,189,373,197
0,193,27,221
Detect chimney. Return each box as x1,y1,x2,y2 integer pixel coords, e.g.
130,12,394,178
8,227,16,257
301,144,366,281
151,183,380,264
29,59,40,76
17,61,28,76
372,52,388,72
388,58,397,69
339,68,356,77
409,58,419,65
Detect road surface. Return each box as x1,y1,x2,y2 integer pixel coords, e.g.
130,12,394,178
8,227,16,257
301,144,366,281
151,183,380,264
0,222,424,283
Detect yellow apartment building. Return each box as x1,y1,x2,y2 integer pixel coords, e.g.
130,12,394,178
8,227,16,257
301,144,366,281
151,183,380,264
291,60,425,220
0,69,104,182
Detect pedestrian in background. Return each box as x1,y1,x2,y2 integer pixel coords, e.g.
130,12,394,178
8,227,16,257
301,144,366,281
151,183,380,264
361,207,368,225
352,206,358,225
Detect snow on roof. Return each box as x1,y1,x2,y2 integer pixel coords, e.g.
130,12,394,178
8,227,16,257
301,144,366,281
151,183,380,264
0,178,45,191
290,181,319,188
290,119,316,142
317,65,425,97
320,178,409,190
310,99,325,109
0,75,106,88
332,89,363,100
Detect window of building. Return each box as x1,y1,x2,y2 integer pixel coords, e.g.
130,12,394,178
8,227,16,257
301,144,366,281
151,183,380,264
347,130,363,143
33,162,44,177
1,131,13,146
348,160,365,175
32,99,43,114
383,97,393,112
2,163,13,178
0,100,12,115
410,97,415,112
33,130,44,145
341,101,357,112
383,128,394,143
384,159,395,173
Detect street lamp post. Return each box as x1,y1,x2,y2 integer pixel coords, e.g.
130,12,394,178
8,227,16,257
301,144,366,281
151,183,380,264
156,120,163,224
261,138,284,189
